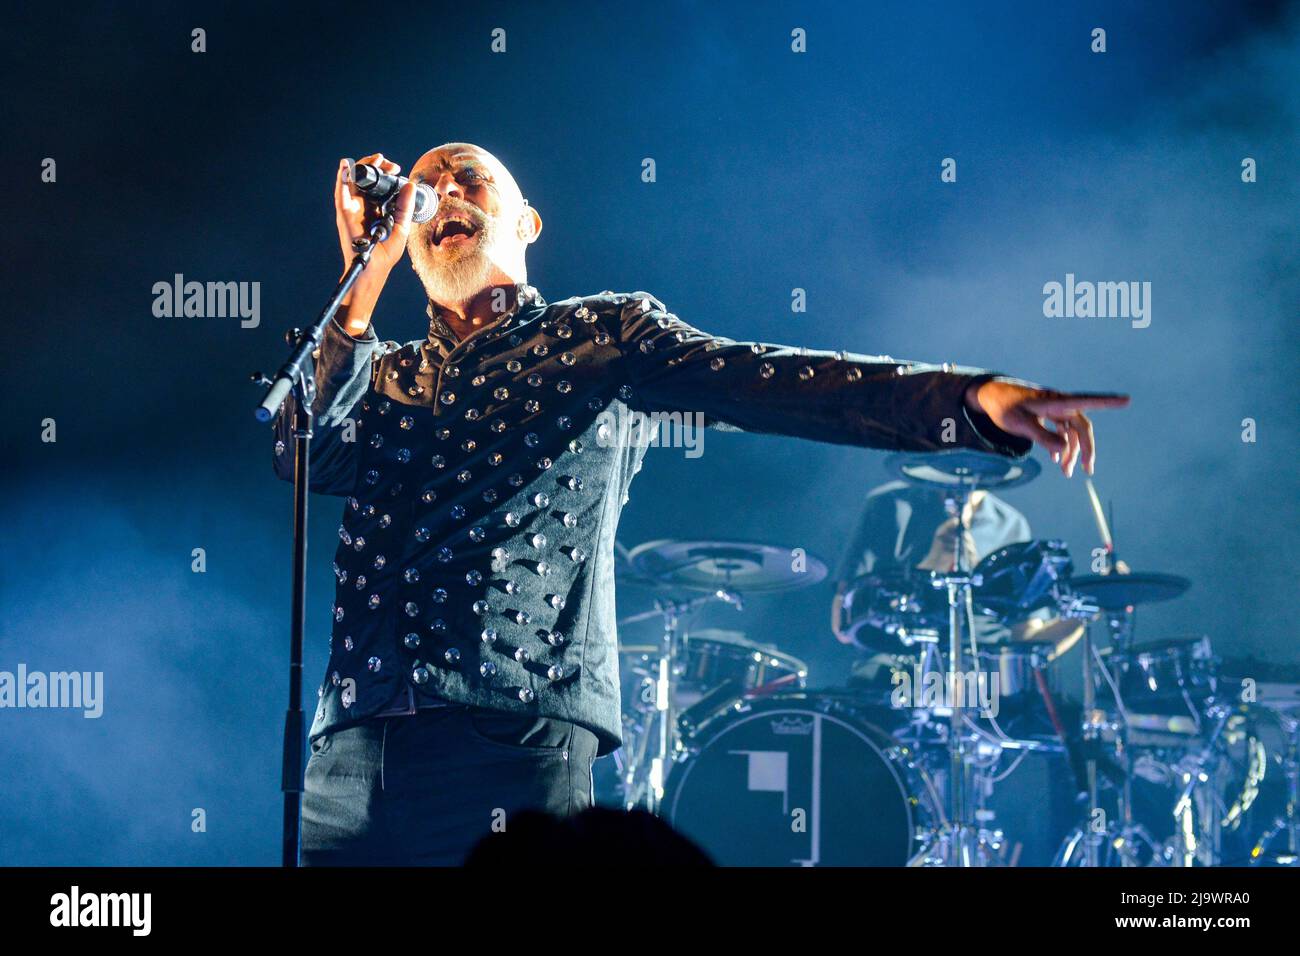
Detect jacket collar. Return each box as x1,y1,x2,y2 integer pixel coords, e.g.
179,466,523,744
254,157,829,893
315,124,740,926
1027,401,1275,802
425,283,545,347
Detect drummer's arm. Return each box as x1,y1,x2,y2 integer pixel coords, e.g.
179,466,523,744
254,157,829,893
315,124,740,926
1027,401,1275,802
831,583,852,644
831,496,892,643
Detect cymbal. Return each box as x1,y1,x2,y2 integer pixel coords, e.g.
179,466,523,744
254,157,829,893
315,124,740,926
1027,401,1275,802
883,449,1040,491
627,539,827,594
1219,655,1300,686
1007,617,1086,659
1069,572,1190,609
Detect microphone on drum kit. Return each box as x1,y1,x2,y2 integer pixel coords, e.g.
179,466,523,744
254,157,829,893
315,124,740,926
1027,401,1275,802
608,453,1293,867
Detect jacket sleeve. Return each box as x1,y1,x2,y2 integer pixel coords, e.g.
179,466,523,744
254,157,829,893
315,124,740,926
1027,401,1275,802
612,292,1033,459
271,317,381,496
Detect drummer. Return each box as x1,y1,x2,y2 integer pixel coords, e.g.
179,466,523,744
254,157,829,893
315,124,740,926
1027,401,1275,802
831,480,1033,647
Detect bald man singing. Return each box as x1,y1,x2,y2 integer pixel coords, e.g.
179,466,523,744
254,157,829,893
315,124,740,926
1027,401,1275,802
272,143,1127,865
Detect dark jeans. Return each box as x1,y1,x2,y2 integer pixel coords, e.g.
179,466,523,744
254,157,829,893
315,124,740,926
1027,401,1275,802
301,705,599,866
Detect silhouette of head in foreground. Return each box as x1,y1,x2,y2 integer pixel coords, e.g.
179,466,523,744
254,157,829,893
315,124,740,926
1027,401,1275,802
464,807,714,866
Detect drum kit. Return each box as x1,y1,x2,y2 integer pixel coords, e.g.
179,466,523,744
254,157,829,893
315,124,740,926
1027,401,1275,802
606,450,1300,867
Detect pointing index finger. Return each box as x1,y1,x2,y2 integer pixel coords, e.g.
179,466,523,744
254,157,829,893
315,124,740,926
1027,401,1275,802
1030,393,1131,414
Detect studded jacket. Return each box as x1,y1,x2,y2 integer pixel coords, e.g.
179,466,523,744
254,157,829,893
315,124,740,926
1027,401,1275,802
272,285,1031,754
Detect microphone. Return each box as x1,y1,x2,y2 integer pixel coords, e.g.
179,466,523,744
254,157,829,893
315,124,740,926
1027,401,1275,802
344,159,438,223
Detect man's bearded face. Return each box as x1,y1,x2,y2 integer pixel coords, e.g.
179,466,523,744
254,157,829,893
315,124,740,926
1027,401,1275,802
408,195,500,304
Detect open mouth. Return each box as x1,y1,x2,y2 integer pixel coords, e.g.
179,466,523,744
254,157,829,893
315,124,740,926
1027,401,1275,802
432,214,480,247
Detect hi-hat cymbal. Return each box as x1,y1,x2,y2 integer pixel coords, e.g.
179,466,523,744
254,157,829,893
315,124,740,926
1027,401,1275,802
627,539,827,594
1069,572,1190,609
883,449,1041,491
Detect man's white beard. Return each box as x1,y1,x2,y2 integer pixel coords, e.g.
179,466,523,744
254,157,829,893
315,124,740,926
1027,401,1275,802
409,222,498,305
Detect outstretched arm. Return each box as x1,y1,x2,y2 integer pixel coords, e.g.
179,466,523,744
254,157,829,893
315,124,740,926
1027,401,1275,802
614,293,1127,471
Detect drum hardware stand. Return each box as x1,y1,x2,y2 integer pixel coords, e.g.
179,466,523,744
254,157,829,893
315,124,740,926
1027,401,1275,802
649,596,683,814
924,484,986,866
1168,702,1230,866
621,590,742,812
1099,606,1165,865
1080,609,1104,866
250,208,396,868
1069,480,1145,865
1058,590,1167,866
1250,709,1300,865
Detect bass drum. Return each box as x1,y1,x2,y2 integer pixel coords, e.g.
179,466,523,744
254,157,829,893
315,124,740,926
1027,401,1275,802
664,693,940,866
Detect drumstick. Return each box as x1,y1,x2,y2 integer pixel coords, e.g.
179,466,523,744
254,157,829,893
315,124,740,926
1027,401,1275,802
1084,479,1113,553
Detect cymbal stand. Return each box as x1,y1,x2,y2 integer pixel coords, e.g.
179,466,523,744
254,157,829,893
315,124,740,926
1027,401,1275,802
1058,595,1161,866
926,482,982,866
1075,600,1104,867
1104,605,1150,864
620,590,741,812
1169,702,1230,866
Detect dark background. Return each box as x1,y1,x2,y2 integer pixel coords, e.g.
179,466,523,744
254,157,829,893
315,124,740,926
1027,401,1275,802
2,0,1297,864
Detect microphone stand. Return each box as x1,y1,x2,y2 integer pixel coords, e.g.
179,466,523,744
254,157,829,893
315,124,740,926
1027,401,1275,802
251,212,395,867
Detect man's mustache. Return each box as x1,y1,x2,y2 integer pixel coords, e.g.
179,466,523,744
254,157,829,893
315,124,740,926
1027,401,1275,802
425,200,489,231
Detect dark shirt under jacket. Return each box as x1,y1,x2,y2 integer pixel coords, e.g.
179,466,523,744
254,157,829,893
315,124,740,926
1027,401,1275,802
273,285,1031,755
